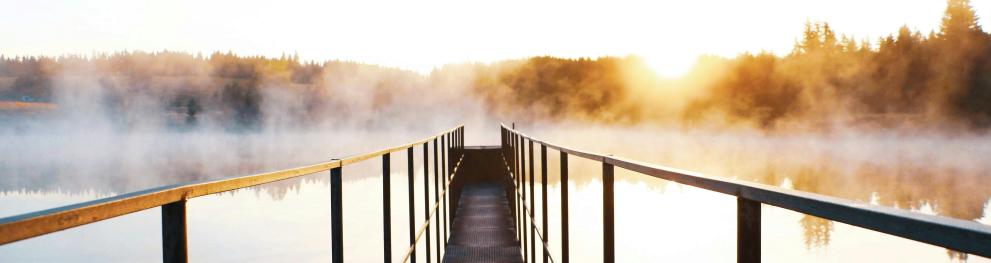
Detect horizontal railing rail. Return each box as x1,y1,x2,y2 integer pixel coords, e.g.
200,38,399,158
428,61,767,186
501,124,991,263
0,125,465,263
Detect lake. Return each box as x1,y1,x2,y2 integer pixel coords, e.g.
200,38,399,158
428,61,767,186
0,124,989,262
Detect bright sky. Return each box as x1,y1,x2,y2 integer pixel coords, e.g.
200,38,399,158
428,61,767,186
1,0,989,76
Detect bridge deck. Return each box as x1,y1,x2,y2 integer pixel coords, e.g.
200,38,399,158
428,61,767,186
444,147,522,263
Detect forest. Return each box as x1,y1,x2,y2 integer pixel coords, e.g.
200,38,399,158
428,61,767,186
1,0,989,131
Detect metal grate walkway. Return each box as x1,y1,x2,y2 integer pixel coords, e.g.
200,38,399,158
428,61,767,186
443,147,522,263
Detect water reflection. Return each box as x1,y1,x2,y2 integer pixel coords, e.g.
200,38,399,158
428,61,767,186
800,215,833,249
2,125,991,262
0,126,460,262
0,129,444,202
526,126,991,262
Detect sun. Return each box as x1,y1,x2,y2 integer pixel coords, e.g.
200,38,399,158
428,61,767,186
642,53,697,79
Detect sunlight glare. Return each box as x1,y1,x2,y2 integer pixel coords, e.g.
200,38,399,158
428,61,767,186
642,53,696,79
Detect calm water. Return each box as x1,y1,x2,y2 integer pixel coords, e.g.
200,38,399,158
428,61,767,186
1,125,989,262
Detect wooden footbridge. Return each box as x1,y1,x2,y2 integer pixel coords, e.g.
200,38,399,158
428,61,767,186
1,125,990,262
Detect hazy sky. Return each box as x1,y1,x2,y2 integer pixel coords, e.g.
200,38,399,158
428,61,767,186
1,0,989,76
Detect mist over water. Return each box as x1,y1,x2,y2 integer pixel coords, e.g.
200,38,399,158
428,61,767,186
1,53,991,262
527,123,991,220
510,123,991,262
4,3,991,260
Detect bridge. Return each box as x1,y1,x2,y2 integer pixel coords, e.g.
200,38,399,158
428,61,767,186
1,124,990,262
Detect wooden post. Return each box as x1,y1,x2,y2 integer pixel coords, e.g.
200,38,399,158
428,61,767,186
738,198,761,263
162,200,187,263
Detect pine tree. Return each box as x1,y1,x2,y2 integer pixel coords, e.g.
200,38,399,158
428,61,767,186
939,0,982,41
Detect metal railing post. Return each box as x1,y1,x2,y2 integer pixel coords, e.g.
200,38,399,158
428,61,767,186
515,133,521,244
521,138,528,263
738,198,761,263
560,152,570,263
540,145,549,263
162,200,187,263
529,140,535,263
383,153,392,263
423,143,431,263
442,134,448,243
407,148,417,263
433,138,440,260
330,166,344,263
602,163,614,263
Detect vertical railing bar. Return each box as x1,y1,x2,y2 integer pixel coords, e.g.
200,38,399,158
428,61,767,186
383,153,392,263
522,138,529,263
162,200,187,263
560,152,570,263
444,134,453,244
407,148,417,263
602,163,614,263
510,133,523,245
433,138,440,260
423,143,431,263
529,140,535,263
446,134,451,239
540,145,549,263
738,198,761,263
442,134,448,245
331,166,344,263
517,133,522,248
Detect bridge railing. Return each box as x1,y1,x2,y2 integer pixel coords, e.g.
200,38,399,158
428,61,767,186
0,125,465,263
501,124,991,263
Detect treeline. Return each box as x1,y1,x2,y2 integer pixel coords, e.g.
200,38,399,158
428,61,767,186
3,0,990,131
443,0,991,129
688,0,991,129
463,56,647,123
0,51,421,130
